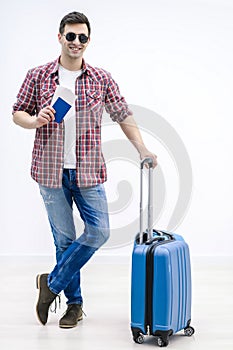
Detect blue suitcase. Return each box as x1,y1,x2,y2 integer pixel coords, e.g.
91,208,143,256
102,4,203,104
131,158,195,347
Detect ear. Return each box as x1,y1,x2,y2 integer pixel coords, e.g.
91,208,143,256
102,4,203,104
58,33,62,43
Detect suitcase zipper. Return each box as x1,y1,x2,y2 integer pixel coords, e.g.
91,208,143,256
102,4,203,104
145,243,156,334
145,239,174,334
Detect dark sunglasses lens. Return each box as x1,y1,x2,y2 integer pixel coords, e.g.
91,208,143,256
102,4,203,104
65,32,76,42
79,34,88,44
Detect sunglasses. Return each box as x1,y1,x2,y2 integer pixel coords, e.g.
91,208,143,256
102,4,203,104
64,32,89,44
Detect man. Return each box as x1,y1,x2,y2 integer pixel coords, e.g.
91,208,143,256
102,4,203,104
12,11,157,329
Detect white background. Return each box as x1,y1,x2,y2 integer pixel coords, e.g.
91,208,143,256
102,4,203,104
1,0,233,256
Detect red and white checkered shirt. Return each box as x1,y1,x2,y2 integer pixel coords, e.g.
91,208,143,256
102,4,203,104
13,58,132,188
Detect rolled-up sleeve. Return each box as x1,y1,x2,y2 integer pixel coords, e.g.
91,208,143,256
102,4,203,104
105,76,133,123
12,69,37,116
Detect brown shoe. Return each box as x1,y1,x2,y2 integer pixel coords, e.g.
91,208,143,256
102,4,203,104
36,274,59,325
59,304,83,329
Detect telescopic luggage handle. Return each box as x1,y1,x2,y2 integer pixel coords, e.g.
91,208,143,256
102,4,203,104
139,158,154,244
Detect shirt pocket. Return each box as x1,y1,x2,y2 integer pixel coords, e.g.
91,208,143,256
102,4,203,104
40,76,57,107
86,89,103,113
40,90,55,109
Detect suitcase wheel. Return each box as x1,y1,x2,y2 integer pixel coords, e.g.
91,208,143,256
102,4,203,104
184,326,195,337
156,336,169,347
133,334,145,344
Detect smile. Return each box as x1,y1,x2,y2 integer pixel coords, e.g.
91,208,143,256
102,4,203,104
68,45,82,53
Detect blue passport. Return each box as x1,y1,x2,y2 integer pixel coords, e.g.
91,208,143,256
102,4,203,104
52,97,72,123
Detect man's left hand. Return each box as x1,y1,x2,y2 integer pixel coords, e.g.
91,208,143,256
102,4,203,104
139,149,158,168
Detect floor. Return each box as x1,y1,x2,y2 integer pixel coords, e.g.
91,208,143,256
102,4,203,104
0,255,232,350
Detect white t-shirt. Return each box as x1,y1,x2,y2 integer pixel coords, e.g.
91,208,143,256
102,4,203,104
58,65,82,169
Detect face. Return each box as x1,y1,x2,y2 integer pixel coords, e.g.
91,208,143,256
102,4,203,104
58,23,90,60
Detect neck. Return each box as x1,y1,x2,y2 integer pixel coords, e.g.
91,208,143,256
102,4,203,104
59,55,83,71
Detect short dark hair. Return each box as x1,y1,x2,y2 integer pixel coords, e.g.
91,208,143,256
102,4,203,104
59,11,91,36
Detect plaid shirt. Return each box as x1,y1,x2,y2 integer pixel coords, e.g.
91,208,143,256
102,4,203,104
13,58,132,188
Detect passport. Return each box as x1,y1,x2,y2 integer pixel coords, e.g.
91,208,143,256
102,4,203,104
52,97,72,123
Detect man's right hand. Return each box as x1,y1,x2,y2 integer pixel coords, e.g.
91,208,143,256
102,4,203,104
13,106,56,130
35,106,56,128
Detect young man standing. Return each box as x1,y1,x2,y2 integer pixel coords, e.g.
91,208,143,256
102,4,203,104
12,12,157,328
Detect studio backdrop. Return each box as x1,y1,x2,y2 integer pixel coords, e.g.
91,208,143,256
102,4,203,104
0,0,233,256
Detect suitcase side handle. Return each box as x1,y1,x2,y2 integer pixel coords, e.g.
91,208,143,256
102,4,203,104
153,229,175,241
145,230,175,245
139,158,154,244
145,236,165,245
135,233,164,245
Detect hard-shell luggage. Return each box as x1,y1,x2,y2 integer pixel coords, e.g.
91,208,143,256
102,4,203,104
130,158,195,347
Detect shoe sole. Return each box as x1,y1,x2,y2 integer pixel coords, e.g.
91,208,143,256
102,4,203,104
59,315,83,329
36,274,40,290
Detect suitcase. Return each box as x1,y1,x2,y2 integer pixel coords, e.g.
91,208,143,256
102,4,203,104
131,158,195,347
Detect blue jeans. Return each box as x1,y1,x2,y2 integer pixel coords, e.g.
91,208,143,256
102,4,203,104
39,169,110,305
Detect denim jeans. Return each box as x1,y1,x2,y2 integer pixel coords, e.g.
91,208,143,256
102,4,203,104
39,169,110,305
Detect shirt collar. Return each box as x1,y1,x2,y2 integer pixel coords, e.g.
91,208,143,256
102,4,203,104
79,59,98,82
49,57,100,84
50,57,60,75
50,57,93,77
